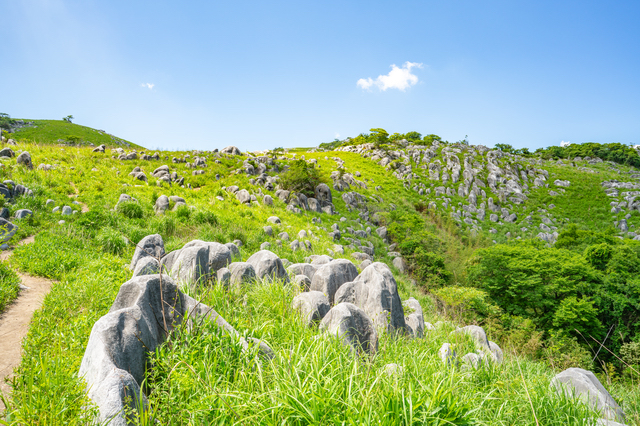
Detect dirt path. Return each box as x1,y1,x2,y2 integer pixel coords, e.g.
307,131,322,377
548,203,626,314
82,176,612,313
68,181,89,212
0,236,53,412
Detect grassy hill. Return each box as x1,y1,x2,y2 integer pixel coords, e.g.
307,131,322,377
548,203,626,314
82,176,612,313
0,133,637,424
5,119,144,149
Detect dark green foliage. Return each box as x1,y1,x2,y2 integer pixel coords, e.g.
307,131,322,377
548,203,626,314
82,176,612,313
116,201,144,219
278,159,321,197
584,243,613,270
174,204,191,221
409,247,450,287
0,112,15,130
536,142,640,167
96,228,128,255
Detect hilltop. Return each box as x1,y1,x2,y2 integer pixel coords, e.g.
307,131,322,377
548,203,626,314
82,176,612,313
0,125,637,425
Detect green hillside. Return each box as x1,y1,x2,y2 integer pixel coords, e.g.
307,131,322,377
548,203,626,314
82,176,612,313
4,118,144,149
0,128,637,425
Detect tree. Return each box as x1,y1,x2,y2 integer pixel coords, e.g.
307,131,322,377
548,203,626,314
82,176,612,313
63,115,74,123
278,159,321,197
369,128,389,148
0,113,14,131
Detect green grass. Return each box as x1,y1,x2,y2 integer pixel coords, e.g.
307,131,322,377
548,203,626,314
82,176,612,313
0,261,20,313
0,138,638,424
8,119,143,149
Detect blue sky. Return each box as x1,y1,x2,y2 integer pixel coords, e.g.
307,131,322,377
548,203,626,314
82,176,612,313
2,0,639,151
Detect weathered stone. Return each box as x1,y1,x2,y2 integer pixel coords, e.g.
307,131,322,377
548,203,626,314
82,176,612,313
16,151,33,169
0,218,17,243
154,195,170,214
403,297,424,338
333,262,406,333
551,368,626,423
267,216,281,224
310,259,358,304
246,250,289,282
392,257,407,273
319,302,378,355
293,274,312,290
221,146,241,155
132,257,160,277
236,189,251,204
455,325,490,351
129,234,165,270
439,343,456,365
14,209,32,219
216,267,231,288
292,291,330,325
287,263,318,281
228,262,257,288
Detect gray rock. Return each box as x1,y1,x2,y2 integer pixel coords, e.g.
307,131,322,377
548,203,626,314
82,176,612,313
169,245,210,286
14,209,32,219
0,218,18,243
310,259,359,304
462,353,483,370
334,262,406,334
260,242,271,250
551,368,626,423
263,226,273,236
263,195,273,206
455,325,490,351
290,239,300,251
236,189,251,204
309,254,333,265
392,257,407,273
375,226,388,242
403,297,424,338
292,291,330,325
315,183,332,203
384,363,403,376
132,257,160,277
221,146,241,155
216,267,231,288
228,262,257,288
267,216,281,224
61,206,72,215
489,341,503,364
225,242,241,259
246,250,289,282
319,302,378,355
439,343,456,365
154,195,170,214
0,148,15,157
130,234,166,270
287,263,318,281
78,274,267,424
293,274,312,290
16,151,32,169
182,240,232,275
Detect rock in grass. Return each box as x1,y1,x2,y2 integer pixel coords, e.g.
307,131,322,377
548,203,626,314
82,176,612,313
439,343,456,365
462,353,483,370
392,257,407,273
132,257,160,277
169,245,210,285
0,218,17,243
403,297,425,338
267,216,281,224
14,209,32,219
246,250,289,282
314,183,332,203
0,148,15,157
287,263,318,281
154,195,170,214
263,225,273,236
225,242,241,259
79,274,268,425
263,195,273,206
320,302,378,355
16,151,32,169
293,274,311,290
61,206,73,215
292,291,330,325
310,259,358,305
333,262,406,334
489,341,503,364
454,325,490,351
221,146,241,155
236,189,251,204
129,234,165,270
216,267,231,287
229,262,256,288
260,242,271,250
551,368,626,423
182,240,232,275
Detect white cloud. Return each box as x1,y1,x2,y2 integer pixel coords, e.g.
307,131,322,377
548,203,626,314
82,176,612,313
357,62,423,91
560,140,571,147
335,133,341,139
141,83,154,90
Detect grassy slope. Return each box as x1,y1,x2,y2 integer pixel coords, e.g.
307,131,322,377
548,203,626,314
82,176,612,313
8,119,144,150
0,141,634,424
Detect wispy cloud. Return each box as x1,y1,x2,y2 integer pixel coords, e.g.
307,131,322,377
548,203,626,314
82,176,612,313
357,62,423,91
141,83,155,90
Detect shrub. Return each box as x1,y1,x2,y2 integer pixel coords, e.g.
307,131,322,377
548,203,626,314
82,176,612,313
0,260,20,312
96,228,128,255
175,204,191,221
115,201,143,219
278,159,321,197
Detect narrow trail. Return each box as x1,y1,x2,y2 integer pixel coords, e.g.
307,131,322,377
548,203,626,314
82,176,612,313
0,236,54,413
68,181,89,212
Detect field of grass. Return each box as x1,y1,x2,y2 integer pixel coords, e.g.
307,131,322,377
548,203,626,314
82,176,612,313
7,119,143,149
0,134,637,424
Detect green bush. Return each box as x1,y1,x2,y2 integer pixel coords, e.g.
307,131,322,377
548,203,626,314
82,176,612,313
115,201,143,219
174,204,191,221
96,228,128,255
278,159,321,197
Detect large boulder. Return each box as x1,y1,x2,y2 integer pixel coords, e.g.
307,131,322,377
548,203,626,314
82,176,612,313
0,218,17,243
333,262,406,334
551,368,625,423
78,274,268,425
132,257,160,277
319,302,377,355
246,250,289,282
309,259,358,304
169,245,209,286
154,195,170,214
182,240,232,274
236,189,251,204
287,263,318,281
16,151,33,169
454,325,490,351
221,146,241,155
228,262,257,288
314,183,332,203
292,291,331,326
129,234,165,271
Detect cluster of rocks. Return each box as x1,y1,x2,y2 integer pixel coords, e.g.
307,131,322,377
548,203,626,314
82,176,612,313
603,180,640,238
150,165,186,187
437,325,503,369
